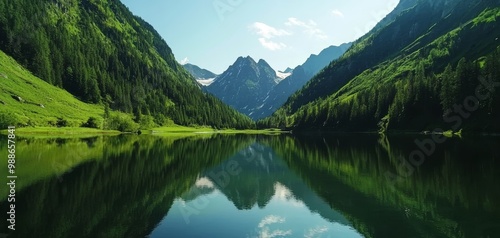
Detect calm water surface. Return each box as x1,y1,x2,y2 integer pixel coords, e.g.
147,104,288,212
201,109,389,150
1,134,499,238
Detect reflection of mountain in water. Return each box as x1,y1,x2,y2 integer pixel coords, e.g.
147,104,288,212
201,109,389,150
4,134,499,238
182,142,351,226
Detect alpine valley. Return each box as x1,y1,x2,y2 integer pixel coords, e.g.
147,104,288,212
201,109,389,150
1,0,498,133
1,0,500,238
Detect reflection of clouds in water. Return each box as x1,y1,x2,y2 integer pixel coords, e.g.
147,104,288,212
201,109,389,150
304,226,329,238
259,227,292,238
195,177,215,188
255,215,292,238
274,182,305,208
258,215,286,228
177,198,187,206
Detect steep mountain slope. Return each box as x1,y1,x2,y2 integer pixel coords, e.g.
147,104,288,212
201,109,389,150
251,43,352,119
182,63,217,86
301,43,353,76
0,50,104,128
262,0,500,132
0,0,253,129
206,56,278,118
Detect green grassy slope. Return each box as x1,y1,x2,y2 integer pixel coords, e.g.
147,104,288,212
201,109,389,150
0,50,105,127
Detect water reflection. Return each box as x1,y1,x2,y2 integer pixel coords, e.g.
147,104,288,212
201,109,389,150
266,135,500,238
0,134,499,238
150,142,360,238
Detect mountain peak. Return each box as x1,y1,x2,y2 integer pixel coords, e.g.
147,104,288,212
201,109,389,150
257,58,268,65
235,56,256,65
238,55,254,60
206,56,280,119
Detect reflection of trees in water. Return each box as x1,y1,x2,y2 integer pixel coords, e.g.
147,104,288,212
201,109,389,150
0,134,255,238
265,134,500,238
2,134,498,238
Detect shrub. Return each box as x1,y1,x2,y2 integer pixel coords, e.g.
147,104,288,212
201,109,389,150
82,117,101,129
0,112,19,129
56,117,68,127
154,114,175,126
139,115,156,129
105,114,139,132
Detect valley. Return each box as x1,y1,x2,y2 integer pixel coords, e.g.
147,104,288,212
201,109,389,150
1,1,500,237
1,0,499,134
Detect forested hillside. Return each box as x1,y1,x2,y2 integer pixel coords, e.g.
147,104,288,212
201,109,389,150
261,0,500,133
0,0,253,129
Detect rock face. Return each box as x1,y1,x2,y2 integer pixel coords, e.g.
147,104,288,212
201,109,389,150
11,95,24,103
206,56,278,118
251,43,352,120
183,63,217,80
204,43,352,120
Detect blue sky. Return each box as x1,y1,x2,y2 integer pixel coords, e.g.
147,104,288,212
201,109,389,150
120,0,399,74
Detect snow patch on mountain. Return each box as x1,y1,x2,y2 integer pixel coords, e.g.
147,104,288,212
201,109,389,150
275,70,292,84
197,78,216,86
276,70,292,80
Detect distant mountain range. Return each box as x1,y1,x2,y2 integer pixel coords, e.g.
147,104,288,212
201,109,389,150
182,63,218,86
187,43,352,120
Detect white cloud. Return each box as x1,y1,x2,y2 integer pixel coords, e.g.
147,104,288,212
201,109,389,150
250,22,290,50
251,22,291,39
179,57,189,65
258,38,287,51
285,17,328,40
285,17,306,28
332,9,345,18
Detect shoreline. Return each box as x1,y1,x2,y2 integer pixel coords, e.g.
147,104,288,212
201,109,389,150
0,126,290,137
2,126,498,137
